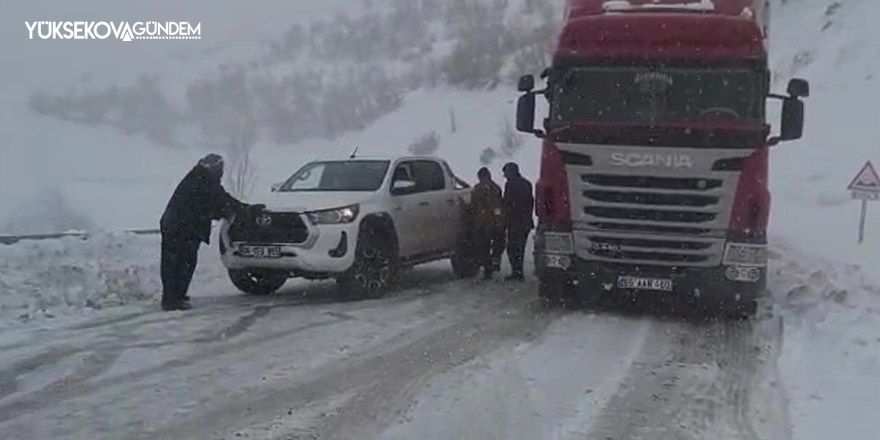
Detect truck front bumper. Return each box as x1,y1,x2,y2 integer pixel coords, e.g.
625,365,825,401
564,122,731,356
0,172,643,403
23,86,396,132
534,253,766,303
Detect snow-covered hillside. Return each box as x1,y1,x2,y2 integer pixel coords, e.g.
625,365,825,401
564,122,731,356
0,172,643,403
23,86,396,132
768,0,880,280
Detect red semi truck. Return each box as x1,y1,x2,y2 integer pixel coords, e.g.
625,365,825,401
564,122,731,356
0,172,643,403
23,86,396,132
516,0,809,315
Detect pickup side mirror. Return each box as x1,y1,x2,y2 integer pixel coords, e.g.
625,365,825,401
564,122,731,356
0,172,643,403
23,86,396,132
391,179,417,195
779,98,805,141
518,74,535,92
270,182,283,192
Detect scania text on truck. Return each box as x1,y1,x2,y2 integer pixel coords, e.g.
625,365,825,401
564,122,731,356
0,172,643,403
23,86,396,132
515,0,810,315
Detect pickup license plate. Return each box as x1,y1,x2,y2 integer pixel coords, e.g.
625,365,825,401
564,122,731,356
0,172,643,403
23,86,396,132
617,276,673,291
240,245,282,259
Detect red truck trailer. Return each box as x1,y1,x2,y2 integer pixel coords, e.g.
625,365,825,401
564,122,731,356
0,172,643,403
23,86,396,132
516,0,809,315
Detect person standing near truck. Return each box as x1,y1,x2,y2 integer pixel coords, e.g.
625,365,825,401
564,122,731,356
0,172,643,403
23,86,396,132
471,167,506,279
159,154,263,311
502,162,534,281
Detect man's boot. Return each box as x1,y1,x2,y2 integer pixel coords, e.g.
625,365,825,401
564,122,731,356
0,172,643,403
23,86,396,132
162,298,193,311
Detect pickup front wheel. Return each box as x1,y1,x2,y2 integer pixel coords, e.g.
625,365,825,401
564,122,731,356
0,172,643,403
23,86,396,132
228,269,288,295
337,225,397,299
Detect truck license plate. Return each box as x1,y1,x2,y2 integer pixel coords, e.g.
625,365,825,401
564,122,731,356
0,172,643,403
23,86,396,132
617,276,673,291
240,245,282,259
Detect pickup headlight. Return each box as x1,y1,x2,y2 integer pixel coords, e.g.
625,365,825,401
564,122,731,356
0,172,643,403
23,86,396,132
722,243,767,267
306,204,359,225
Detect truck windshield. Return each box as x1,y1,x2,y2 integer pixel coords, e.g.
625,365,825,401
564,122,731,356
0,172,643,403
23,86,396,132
279,160,390,192
550,67,764,126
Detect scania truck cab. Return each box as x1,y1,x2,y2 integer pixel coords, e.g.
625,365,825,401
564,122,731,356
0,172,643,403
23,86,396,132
516,0,809,315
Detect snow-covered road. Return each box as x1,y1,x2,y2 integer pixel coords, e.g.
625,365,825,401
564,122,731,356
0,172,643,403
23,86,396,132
0,255,798,440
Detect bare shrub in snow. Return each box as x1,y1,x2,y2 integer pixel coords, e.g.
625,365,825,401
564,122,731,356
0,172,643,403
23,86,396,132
480,147,499,165
408,131,441,155
225,119,258,199
498,118,524,157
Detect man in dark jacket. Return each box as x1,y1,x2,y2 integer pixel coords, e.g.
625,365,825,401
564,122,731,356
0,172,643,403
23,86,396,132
471,167,505,279
502,162,534,281
159,154,262,311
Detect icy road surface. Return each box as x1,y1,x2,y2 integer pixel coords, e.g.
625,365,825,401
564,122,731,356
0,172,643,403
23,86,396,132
0,257,790,440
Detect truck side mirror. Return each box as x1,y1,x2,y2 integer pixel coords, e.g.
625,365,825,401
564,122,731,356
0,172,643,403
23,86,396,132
516,93,537,133
787,78,810,98
271,182,283,192
518,75,535,92
779,98,805,141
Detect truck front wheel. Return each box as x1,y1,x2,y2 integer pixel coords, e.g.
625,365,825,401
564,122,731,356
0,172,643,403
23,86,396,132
538,276,579,309
228,269,288,295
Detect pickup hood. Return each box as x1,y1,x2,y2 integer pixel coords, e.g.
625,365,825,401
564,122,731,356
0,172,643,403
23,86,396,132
262,191,375,213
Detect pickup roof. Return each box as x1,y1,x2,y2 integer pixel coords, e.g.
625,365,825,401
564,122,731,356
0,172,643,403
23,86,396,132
219,155,477,298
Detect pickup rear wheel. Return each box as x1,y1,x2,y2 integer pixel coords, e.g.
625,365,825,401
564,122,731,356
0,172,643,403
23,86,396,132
337,226,397,299
228,269,288,295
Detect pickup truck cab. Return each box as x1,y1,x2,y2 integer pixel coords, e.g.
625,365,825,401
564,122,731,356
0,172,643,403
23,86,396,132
219,155,476,298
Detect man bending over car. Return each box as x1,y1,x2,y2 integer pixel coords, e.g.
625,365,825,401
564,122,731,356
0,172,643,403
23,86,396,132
159,154,264,311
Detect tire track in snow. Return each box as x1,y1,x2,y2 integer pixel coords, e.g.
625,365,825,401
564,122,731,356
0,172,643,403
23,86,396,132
585,316,775,440
0,266,467,429
140,283,558,440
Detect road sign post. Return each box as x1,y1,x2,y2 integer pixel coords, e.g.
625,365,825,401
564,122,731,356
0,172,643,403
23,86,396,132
847,161,880,244
859,198,867,244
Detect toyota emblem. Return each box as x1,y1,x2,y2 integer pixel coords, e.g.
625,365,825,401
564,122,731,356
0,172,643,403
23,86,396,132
255,214,273,227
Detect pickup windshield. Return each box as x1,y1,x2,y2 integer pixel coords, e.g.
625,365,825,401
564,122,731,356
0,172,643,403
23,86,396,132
550,67,764,125
279,160,390,192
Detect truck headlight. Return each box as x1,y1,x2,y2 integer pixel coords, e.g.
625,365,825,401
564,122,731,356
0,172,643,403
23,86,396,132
722,243,767,267
306,205,359,225
540,232,574,254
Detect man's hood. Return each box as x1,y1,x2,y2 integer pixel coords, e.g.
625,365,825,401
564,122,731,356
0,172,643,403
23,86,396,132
262,191,375,212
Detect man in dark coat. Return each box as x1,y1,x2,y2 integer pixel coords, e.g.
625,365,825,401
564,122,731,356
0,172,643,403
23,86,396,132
502,162,534,281
159,154,262,311
470,167,506,279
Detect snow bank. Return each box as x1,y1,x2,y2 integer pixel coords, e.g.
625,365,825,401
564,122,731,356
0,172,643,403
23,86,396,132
769,245,880,440
0,233,161,323
0,231,226,327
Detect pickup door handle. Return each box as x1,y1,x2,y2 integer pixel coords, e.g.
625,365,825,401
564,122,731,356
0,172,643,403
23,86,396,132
419,201,430,207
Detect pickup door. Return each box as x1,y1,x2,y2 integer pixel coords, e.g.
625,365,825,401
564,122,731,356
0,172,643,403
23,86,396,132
389,159,454,258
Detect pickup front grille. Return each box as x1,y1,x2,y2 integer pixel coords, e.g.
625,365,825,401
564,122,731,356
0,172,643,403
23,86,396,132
228,211,309,244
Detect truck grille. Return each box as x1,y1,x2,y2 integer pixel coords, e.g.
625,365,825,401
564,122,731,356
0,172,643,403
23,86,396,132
228,211,309,244
573,172,736,267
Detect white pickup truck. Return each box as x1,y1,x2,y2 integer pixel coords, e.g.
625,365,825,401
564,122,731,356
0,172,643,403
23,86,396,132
219,155,477,298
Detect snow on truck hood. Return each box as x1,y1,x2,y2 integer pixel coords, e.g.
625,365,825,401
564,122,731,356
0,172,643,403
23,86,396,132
262,191,374,213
